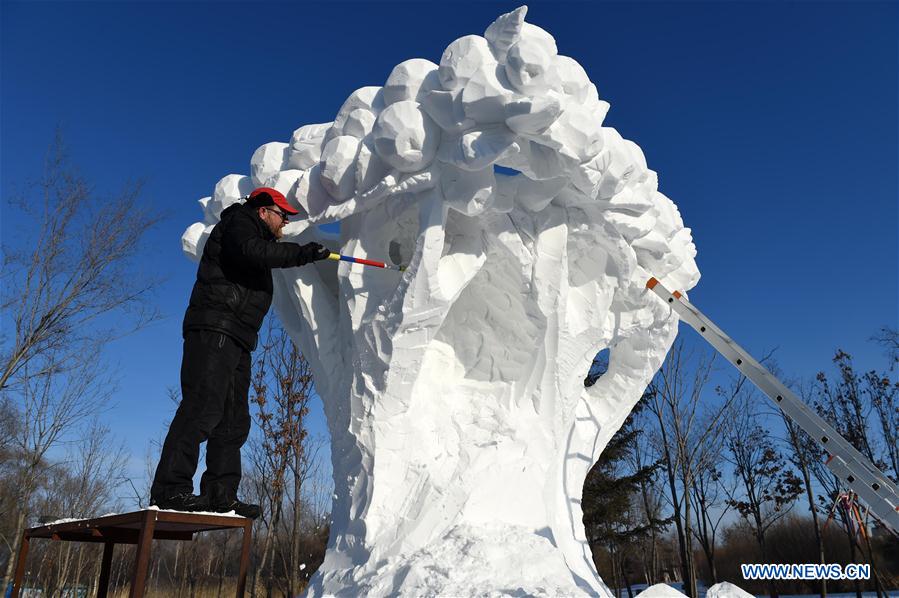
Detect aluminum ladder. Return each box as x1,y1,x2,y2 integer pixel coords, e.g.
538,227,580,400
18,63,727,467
646,277,899,534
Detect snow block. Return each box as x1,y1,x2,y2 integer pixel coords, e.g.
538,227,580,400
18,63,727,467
373,100,440,173
384,58,441,105
320,135,361,201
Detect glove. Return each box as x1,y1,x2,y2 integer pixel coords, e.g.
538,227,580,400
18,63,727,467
300,242,331,264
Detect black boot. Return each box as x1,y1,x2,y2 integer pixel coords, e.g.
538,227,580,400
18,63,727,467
151,492,210,512
211,498,260,519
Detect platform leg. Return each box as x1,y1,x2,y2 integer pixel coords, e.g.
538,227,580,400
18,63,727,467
235,520,252,598
97,541,114,598
129,510,157,598
10,531,30,598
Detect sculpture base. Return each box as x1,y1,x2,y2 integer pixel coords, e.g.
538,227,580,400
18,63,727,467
308,522,610,597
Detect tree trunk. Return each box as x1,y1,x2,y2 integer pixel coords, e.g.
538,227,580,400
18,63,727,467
153,546,162,595
638,477,658,586
216,535,226,598
693,489,718,587
88,546,98,597
662,454,688,593
859,529,885,598
805,474,826,597
72,544,85,596
787,419,827,598
291,446,304,596
1,510,26,591
55,539,74,593
261,502,283,598
703,542,717,588
622,553,634,598
249,529,258,598
608,544,620,598
756,532,778,598
178,543,189,598
841,511,862,598
682,489,696,598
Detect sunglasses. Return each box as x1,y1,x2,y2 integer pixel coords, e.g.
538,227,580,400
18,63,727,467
263,207,290,222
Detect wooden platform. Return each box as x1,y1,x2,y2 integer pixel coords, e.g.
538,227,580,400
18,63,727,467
11,508,253,598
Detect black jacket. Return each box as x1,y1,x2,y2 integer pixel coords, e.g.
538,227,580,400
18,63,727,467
182,203,319,350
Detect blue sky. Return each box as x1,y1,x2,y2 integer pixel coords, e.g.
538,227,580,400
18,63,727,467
2,2,896,500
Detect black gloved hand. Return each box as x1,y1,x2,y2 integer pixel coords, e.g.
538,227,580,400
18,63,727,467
300,242,331,264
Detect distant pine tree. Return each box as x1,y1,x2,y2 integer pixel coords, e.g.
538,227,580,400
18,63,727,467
582,393,672,596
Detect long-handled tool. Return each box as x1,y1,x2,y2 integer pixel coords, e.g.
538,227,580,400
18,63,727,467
327,253,406,272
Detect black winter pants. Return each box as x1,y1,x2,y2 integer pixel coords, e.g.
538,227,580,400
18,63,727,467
151,330,252,504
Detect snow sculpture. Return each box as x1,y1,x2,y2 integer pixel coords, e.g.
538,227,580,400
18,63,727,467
183,6,701,596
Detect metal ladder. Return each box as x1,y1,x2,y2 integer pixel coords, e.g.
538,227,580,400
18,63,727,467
646,277,899,534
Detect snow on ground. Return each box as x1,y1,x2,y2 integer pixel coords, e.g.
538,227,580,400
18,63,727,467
707,581,755,598
636,584,689,597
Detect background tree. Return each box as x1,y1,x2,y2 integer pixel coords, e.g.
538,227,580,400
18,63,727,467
0,134,161,390
582,398,668,598
872,327,898,369
688,420,734,587
813,350,896,597
0,135,162,591
248,316,328,597
629,417,671,586
725,390,804,598
644,340,748,598
781,382,829,598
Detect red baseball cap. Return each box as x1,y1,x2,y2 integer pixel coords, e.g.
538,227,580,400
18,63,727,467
248,187,300,215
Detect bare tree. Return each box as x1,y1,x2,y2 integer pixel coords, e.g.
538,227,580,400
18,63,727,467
689,423,734,586
645,339,744,597
248,316,327,596
0,135,162,589
0,354,117,588
862,368,898,482
629,417,671,586
872,326,898,369
1,134,162,391
815,351,890,473
813,350,895,597
782,379,829,598
725,390,803,598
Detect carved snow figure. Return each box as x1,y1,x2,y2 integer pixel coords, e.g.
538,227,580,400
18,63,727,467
184,6,701,596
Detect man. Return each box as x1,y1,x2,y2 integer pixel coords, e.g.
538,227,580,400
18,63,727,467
150,187,329,518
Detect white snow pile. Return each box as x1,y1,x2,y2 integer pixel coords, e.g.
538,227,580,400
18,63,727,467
635,584,689,598
182,5,712,597
706,581,756,598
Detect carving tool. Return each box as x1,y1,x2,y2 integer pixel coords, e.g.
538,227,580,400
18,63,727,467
327,253,406,272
